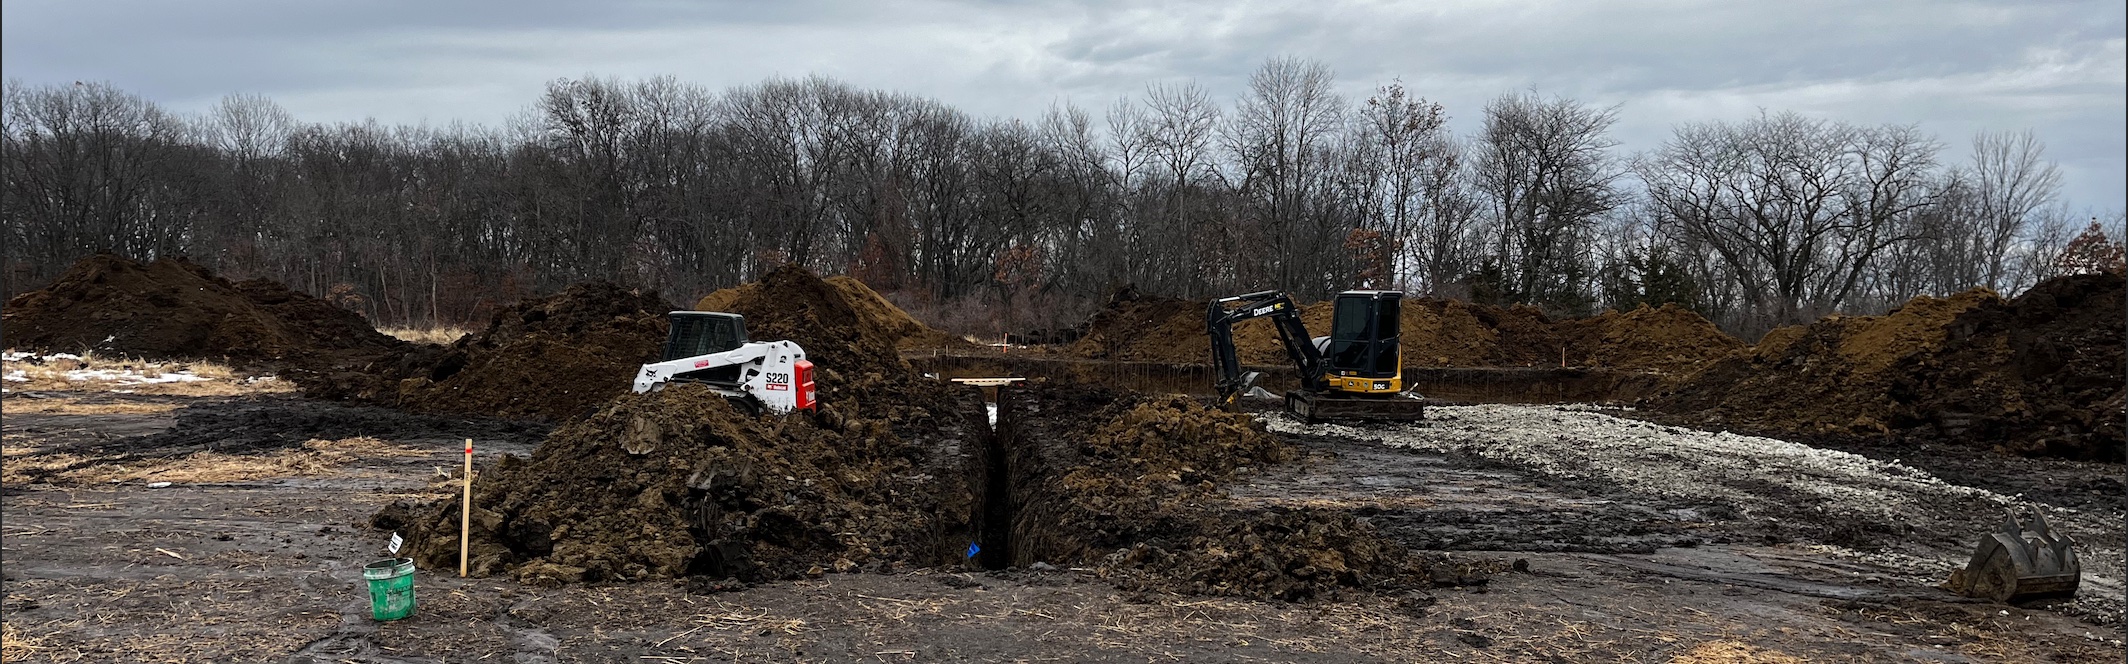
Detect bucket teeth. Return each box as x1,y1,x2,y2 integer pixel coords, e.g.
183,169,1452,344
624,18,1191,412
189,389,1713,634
1948,507,2081,602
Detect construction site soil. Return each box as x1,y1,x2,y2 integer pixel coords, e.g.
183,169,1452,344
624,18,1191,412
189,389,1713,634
1658,272,2126,462
1065,285,1742,376
354,282,676,423
7,390,2120,661
5,255,2124,660
1,253,412,377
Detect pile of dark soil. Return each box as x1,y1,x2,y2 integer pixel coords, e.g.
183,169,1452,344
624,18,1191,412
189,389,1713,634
372,282,673,423
1066,285,1739,377
991,384,1457,600
1553,304,1747,376
377,382,982,584
697,270,971,353
1659,272,2124,461
1064,285,1210,363
1,253,408,371
1888,273,2125,461
1658,289,1999,437
376,265,983,585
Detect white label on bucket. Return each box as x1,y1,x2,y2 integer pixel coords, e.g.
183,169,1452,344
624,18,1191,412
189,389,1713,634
388,532,403,555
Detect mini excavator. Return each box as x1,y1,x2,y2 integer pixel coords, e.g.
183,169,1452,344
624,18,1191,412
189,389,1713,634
1208,290,1425,422
632,311,815,415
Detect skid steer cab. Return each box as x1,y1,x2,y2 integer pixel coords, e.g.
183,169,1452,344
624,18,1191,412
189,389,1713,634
632,312,815,415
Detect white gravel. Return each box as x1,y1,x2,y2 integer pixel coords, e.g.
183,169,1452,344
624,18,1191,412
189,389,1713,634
1269,404,2011,527
1265,403,2125,617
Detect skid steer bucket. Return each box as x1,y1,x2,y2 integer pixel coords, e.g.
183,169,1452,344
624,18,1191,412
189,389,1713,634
1945,508,2080,603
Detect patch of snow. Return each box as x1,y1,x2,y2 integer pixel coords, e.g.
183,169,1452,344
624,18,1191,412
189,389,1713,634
1,351,30,362
3,370,26,382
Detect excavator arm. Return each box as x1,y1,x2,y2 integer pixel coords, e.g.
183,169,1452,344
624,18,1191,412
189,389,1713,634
1207,290,1327,403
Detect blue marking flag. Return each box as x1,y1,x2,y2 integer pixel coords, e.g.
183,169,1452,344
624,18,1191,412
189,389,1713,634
965,542,981,559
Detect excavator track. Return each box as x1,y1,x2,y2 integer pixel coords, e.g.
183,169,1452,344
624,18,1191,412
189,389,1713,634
1286,389,1426,423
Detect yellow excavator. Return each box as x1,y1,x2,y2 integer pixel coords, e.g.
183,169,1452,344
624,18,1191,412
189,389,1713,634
1207,289,1425,422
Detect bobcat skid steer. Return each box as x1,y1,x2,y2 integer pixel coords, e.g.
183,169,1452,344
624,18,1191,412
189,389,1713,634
632,311,815,415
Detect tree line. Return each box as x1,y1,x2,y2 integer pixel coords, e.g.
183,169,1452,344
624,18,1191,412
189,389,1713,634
5,58,2119,339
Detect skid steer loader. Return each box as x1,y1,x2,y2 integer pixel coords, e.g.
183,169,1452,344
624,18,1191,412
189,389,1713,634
632,311,815,415
1945,508,2080,603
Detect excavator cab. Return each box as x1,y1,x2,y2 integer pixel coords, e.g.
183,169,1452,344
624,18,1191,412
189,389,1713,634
1321,291,1402,395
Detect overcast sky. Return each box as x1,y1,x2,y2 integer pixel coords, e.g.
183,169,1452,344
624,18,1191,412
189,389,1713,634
6,0,2123,211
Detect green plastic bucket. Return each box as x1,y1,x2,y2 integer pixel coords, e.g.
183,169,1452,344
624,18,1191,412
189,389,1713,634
363,557,417,621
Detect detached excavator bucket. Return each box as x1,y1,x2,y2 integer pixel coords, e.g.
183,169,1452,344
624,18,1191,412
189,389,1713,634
1945,508,2080,603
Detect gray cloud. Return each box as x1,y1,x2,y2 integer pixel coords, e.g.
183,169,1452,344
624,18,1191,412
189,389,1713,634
5,0,2121,209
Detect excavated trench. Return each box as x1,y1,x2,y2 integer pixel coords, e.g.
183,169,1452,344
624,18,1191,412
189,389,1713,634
911,355,1671,404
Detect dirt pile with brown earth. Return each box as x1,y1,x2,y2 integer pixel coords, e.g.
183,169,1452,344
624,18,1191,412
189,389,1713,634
1553,304,1748,375
1659,272,2124,461
1,253,410,374
356,282,674,423
1658,289,2000,437
698,272,972,353
1887,273,2125,461
377,382,981,584
991,384,1474,601
1065,285,1212,363
376,265,984,584
1067,285,1739,376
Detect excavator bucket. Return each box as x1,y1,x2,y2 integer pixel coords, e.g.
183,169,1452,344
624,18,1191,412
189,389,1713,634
1945,508,2080,603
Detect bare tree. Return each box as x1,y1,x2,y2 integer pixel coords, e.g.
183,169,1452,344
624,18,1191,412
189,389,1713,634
1355,80,1452,290
1640,112,1942,333
1967,129,2062,290
1227,57,1348,296
1472,92,1622,311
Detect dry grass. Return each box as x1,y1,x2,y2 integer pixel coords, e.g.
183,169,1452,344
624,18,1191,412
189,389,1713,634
380,326,472,345
0,436,428,485
1668,639,1808,663
0,622,42,663
1,350,290,396
0,394,182,415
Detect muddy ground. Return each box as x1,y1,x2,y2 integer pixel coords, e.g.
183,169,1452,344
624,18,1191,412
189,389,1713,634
5,390,2122,662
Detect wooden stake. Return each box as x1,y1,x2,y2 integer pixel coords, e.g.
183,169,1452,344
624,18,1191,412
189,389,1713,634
460,438,472,577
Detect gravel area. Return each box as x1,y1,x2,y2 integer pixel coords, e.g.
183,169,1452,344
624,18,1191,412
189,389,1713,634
1265,404,2126,623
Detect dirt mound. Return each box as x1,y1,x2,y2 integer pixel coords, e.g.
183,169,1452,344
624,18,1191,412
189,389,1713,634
379,381,981,584
1065,285,1210,363
1066,286,1738,376
993,384,1453,600
698,273,970,353
379,265,985,584
1888,273,2125,461
1658,289,2000,438
1555,304,1748,375
2,253,407,369
374,282,672,423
